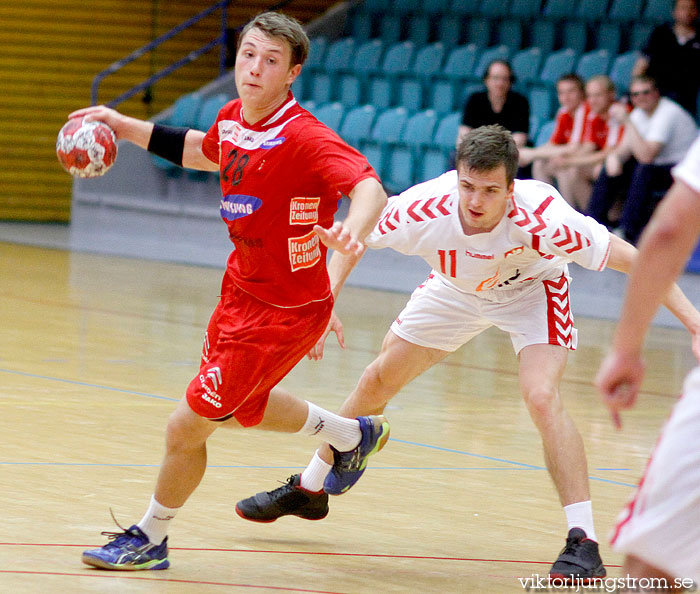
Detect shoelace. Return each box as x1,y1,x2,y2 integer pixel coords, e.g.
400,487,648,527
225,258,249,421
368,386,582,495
265,475,297,495
100,508,132,542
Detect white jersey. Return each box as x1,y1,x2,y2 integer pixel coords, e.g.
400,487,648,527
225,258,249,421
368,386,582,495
366,172,611,303
673,133,700,192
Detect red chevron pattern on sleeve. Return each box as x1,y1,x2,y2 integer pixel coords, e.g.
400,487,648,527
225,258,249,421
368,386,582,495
377,206,401,235
407,194,451,223
551,225,592,254
543,275,575,349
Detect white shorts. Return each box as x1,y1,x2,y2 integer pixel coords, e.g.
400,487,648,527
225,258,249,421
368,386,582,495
611,368,700,582
390,272,578,354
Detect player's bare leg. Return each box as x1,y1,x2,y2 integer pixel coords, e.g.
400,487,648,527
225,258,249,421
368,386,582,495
518,343,605,582
236,331,448,519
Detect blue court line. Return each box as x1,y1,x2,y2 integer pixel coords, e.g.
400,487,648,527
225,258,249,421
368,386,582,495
2,368,638,487
0,368,179,402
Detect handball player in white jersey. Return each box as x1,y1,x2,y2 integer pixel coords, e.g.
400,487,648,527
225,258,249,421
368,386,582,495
238,125,700,583
597,133,700,586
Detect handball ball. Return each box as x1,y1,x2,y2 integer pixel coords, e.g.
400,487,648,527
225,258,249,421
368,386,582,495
56,118,117,178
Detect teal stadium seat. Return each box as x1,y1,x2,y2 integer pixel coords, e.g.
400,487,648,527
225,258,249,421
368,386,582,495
314,102,345,132
411,43,446,82
575,0,608,22
562,21,588,55
539,49,578,87
609,51,639,95
608,0,644,22
432,111,461,152
542,0,575,20
575,49,612,81
417,148,451,183
479,0,511,19
361,0,391,13
197,94,230,131
368,106,409,147
390,0,421,14
337,74,364,107
535,120,556,146
465,18,492,48
628,23,652,51
529,86,554,123
407,15,431,46
436,15,463,46
397,78,424,112
512,47,543,87
440,44,479,83
347,12,372,41
359,141,386,178
322,38,355,76
595,23,622,55
309,73,332,105
384,146,415,194
367,76,395,109
306,37,327,71
401,109,438,150
345,39,384,76
529,21,556,54
642,0,674,24
420,0,451,15
429,79,457,114
510,0,543,20
378,15,402,44
379,41,415,77
339,104,377,147
448,0,480,16
496,20,524,53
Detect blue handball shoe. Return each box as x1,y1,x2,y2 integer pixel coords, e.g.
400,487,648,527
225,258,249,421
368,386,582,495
82,524,169,570
324,415,390,495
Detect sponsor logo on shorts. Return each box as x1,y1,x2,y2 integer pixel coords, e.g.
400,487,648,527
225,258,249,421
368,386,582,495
290,197,320,225
199,366,223,409
288,230,321,271
220,194,262,221
261,136,285,149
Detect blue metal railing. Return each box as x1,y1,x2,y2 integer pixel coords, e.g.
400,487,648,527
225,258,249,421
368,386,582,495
91,0,230,107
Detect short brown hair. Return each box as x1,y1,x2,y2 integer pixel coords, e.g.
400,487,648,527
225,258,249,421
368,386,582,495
456,125,519,185
238,12,309,67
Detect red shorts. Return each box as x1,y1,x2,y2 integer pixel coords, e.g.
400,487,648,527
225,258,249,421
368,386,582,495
186,284,332,426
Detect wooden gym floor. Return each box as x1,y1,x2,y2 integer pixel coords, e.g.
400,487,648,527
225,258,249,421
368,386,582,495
1,242,694,593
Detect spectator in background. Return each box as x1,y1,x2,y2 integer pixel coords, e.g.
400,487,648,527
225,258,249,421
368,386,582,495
554,76,623,212
518,74,588,188
457,60,530,149
587,75,698,244
633,0,700,118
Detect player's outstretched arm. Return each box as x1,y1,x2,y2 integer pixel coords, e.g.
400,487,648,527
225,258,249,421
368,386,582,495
605,231,700,349
68,105,217,172
597,179,700,426
314,177,387,256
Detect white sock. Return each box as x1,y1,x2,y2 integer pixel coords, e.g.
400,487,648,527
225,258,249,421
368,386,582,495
564,500,597,542
137,495,180,545
299,450,332,492
299,401,361,452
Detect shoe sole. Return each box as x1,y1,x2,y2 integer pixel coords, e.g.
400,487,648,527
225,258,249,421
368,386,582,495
81,553,170,570
234,504,329,523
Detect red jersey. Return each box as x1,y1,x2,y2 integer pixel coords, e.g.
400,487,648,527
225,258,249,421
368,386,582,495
583,112,626,150
202,92,378,307
550,102,589,145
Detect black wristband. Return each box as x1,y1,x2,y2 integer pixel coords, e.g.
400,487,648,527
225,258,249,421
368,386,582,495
147,123,189,167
